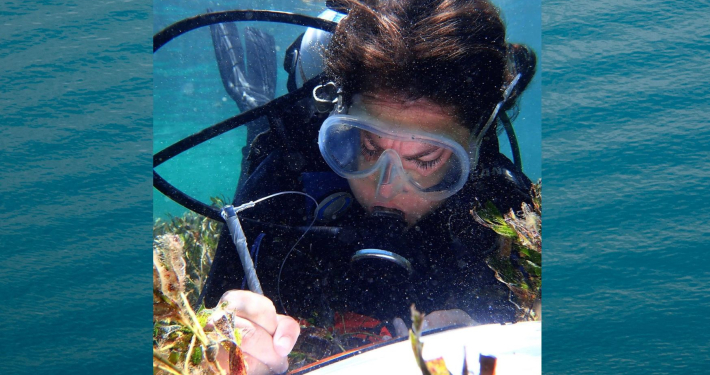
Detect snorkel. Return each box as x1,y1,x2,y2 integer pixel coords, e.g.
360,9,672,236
466,73,522,174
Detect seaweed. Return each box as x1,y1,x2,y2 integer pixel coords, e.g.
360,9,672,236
471,180,542,321
153,196,226,307
153,197,247,375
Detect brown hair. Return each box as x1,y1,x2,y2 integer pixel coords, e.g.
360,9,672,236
325,0,529,134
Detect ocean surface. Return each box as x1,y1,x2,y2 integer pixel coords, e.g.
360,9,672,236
542,0,710,373
1,1,153,374
0,0,708,374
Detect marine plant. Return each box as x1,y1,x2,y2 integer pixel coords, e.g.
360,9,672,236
471,180,542,321
154,197,249,375
153,231,248,375
153,196,226,307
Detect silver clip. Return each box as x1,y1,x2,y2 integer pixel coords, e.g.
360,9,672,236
334,88,346,114
313,82,341,113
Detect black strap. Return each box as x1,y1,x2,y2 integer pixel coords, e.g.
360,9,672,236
154,10,336,52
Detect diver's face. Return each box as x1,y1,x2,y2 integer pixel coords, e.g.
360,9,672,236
347,93,471,226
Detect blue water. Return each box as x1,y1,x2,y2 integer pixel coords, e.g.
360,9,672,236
542,0,710,373
1,1,708,375
1,1,152,374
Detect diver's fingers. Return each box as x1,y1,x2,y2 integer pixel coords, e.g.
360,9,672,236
234,315,289,373
393,317,408,337
272,314,300,358
215,343,276,375
422,309,477,331
243,353,279,375
218,290,279,335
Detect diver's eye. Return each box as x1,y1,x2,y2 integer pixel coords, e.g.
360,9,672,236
360,142,379,160
360,133,382,160
411,157,443,170
404,147,445,170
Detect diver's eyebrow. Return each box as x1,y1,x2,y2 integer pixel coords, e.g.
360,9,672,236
365,131,442,159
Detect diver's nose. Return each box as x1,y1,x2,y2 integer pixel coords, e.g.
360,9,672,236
375,150,406,200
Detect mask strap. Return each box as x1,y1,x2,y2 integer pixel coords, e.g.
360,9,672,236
467,73,522,172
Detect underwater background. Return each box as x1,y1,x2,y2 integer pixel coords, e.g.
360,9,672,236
1,0,709,375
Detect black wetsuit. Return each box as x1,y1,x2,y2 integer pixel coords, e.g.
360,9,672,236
199,118,533,329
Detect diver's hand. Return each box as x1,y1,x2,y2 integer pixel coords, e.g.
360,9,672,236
392,309,477,337
209,290,300,375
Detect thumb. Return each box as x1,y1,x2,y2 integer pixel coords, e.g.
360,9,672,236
272,315,301,357
393,317,408,337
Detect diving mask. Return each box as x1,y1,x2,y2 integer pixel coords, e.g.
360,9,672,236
318,111,471,201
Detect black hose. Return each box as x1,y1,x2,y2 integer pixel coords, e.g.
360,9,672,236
154,10,337,52
500,111,523,173
153,170,223,221
153,73,323,168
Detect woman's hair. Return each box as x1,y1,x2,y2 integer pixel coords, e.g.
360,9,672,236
325,0,535,134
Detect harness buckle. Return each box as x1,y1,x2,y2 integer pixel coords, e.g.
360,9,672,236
313,81,345,113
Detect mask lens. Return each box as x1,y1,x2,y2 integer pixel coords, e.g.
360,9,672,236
319,115,470,198
319,121,362,172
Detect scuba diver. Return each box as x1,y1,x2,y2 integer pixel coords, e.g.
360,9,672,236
155,0,538,373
